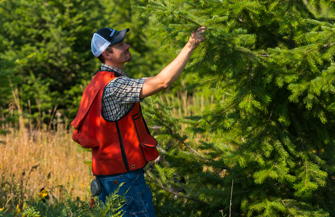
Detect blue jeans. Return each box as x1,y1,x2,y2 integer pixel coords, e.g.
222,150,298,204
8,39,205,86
96,169,156,217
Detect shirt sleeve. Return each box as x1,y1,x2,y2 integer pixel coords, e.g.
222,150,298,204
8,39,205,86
103,76,147,104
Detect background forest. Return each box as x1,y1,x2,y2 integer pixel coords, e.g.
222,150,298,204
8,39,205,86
1,0,335,216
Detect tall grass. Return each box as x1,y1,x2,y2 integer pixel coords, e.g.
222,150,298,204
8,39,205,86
159,91,216,133
0,115,93,212
159,91,216,118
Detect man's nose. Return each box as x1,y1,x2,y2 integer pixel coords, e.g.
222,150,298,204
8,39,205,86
125,43,130,49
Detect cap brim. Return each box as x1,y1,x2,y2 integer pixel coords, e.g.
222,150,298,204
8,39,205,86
110,28,129,45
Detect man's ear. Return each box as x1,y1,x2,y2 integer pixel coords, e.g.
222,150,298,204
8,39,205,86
102,51,111,59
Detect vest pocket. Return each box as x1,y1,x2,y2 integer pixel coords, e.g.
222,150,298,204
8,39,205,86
72,128,100,148
132,113,159,162
132,113,157,148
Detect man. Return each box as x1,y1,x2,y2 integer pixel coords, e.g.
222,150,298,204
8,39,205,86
71,26,206,217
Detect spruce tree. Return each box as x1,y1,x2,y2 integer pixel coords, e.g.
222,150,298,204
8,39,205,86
0,0,167,120
135,0,335,216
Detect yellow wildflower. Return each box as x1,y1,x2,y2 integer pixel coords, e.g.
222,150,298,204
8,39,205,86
39,189,48,199
0,207,4,212
16,204,21,213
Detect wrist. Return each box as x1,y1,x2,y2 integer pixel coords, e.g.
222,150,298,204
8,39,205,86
186,41,198,51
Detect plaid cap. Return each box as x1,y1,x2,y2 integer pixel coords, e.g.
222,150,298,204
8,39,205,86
91,27,129,57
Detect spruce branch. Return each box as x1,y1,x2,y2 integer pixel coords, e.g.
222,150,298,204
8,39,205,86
143,4,203,26
215,103,238,117
281,199,297,217
177,14,203,27
304,45,320,55
157,118,210,161
257,104,276,138
172,131,210,162
302,41,335,55
324,42,335,47
146,171,207,204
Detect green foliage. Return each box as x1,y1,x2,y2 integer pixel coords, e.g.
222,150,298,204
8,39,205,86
0,59,16,137
136,0,335,216
0,0,167,120
0,184,126,217
142,98,221,217
0,59,16,106
3,0,335,216
0,54,36,138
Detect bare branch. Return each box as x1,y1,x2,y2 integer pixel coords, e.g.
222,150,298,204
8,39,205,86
146,172,207,204
324,42,335,47
281,199,297,217
175,137,209,162
229,179,234,217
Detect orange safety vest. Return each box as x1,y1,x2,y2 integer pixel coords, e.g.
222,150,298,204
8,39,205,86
71,70,159,175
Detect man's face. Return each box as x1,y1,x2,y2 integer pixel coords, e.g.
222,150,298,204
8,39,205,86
109,40,132,63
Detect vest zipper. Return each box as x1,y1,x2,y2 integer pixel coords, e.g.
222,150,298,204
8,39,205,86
115,122,130,172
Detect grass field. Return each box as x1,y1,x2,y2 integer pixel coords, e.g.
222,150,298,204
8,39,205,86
0,91,216,212
0,124,93,211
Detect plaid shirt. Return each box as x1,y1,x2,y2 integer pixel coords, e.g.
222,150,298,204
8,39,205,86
100,64,146,121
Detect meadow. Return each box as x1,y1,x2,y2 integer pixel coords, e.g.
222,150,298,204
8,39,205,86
2,1,335,215
0,91,215,215
0,119,93,213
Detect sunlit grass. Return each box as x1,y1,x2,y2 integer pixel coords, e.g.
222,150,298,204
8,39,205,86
0,89,217,213
0,122,93,212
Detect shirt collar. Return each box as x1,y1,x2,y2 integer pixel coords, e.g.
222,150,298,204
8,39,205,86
100,63,127,76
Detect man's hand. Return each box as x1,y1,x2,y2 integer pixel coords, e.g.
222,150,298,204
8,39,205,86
188,26,206,50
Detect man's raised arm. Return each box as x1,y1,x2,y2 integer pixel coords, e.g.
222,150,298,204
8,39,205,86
140,26,206,99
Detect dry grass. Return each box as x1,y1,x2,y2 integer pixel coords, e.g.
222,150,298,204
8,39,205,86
0,90,217,211
159,91,217,133
160,91,216,118
0,88,93,210
0,122,93,210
